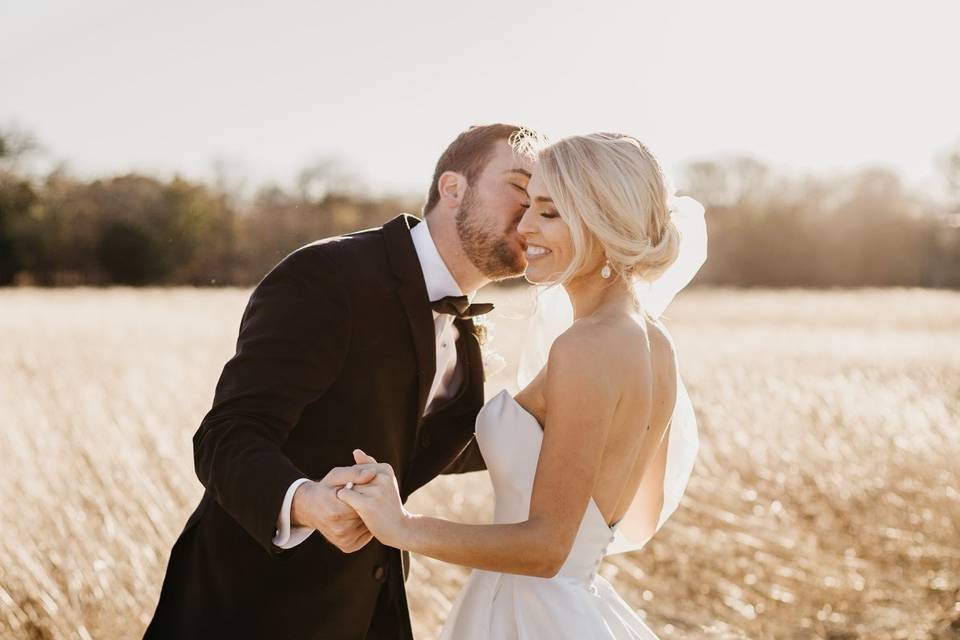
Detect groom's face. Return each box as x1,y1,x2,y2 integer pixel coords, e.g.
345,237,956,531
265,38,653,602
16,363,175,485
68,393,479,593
455,141,533,281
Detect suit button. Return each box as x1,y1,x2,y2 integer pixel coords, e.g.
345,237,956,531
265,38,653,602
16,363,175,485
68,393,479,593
373,564,387,583
420,433,432,449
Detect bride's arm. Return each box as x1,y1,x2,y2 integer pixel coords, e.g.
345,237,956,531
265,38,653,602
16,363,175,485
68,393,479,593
339,329,624,578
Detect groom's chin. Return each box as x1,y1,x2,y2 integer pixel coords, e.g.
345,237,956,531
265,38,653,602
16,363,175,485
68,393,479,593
490,270,528,285
489,256,528,283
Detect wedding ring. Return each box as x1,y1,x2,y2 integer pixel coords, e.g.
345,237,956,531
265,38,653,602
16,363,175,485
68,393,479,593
345,481,354,490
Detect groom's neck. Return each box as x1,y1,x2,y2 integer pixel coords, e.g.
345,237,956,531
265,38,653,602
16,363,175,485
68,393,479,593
423,211,488,295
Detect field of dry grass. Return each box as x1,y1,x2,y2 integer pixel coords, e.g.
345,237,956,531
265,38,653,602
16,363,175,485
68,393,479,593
1,286,958,639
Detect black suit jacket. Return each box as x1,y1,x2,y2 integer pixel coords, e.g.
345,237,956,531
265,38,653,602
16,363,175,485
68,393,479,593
144,214,486,640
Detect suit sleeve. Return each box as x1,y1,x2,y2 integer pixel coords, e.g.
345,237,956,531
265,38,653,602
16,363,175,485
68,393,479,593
193,247,351,554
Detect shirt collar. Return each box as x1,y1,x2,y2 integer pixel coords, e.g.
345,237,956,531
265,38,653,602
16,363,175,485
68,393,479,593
409,216,475,302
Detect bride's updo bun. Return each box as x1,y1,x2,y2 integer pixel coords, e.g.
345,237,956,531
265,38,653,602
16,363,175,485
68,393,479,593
537,132,681,284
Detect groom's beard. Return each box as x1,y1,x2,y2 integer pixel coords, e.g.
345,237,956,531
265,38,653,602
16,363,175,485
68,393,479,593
455,187,525,281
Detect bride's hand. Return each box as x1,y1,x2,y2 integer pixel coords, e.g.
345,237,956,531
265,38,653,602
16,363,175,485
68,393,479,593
336,449,412,549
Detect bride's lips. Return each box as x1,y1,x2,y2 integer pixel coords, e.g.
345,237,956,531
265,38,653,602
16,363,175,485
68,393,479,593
525,244,552,260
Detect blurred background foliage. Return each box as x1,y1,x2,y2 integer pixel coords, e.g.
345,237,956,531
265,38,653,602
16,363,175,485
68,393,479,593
2,125,958,288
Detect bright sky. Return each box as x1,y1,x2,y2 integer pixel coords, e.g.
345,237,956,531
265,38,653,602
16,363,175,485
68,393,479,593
3,0,958,196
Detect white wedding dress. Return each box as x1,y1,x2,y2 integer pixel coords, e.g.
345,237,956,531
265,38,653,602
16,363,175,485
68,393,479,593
438,389,662,640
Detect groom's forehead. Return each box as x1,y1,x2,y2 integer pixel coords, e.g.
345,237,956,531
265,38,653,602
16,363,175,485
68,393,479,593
485,140,535,174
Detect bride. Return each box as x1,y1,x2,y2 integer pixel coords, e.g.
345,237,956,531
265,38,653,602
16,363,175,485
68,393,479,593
338,132,706,639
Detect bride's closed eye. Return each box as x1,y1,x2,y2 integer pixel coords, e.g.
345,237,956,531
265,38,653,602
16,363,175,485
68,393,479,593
540,212,559,219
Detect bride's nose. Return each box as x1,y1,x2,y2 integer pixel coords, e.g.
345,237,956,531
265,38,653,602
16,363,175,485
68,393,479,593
517,207,537,236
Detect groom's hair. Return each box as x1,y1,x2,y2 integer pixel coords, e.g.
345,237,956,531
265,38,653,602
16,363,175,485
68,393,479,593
423,123,523,215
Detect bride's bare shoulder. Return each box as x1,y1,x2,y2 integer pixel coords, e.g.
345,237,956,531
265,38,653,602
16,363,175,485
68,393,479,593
644,316,677,360
544,317,640,399
547,314,675,389
549,317,622,362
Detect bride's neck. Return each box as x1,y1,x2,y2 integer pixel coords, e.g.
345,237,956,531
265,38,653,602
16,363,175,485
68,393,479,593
563,273,635,321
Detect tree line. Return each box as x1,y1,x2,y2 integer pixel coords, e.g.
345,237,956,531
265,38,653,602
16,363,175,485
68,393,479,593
1,128,958,288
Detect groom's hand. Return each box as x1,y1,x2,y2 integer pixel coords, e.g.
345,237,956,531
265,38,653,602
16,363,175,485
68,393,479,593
291,465,377,553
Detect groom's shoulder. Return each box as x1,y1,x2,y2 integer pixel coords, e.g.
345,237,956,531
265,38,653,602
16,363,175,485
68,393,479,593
276,222,390,285
300,224,385,262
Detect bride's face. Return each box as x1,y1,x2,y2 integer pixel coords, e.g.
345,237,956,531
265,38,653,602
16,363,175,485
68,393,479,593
517,172,574,284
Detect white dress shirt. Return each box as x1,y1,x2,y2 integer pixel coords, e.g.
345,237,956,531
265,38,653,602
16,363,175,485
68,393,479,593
273,217,473,548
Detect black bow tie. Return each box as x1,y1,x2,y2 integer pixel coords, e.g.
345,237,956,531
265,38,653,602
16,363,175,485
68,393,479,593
430,295,495,319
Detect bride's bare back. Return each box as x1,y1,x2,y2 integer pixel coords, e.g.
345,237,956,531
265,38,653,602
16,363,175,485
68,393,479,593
514,310,677,538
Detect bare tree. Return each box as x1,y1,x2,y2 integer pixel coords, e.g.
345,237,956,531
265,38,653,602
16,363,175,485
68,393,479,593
0,125,40,173
939,143,960,209
295,156,364,202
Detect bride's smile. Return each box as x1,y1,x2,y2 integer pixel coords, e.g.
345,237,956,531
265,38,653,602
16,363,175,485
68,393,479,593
524,243,551,259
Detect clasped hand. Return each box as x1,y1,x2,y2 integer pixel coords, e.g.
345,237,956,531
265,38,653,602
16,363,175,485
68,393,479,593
335,448,411,550
289,448,407,553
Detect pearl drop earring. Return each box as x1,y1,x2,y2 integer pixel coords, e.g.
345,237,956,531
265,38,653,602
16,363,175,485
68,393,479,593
600,261,612,279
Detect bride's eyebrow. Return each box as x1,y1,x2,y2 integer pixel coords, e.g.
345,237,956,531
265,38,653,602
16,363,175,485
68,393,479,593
534,195,554,203
503,169,532,179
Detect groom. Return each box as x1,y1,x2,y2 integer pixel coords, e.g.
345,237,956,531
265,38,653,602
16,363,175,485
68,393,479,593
144,124,535,639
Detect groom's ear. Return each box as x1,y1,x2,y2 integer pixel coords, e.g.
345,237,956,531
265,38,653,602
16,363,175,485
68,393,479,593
437,171,466,207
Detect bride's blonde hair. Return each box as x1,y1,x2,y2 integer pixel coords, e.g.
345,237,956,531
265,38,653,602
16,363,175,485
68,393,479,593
536,133,681,285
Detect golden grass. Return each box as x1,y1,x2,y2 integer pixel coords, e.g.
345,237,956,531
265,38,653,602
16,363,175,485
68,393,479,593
1,287,958,639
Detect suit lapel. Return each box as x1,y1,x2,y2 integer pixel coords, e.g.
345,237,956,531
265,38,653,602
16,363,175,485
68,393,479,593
383,214,437,424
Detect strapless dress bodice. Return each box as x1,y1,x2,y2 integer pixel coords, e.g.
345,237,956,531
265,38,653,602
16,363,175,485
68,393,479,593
474,389,620,584
438,389,660,639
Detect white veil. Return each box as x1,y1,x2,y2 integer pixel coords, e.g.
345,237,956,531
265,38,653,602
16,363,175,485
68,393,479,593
516,195,707,555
